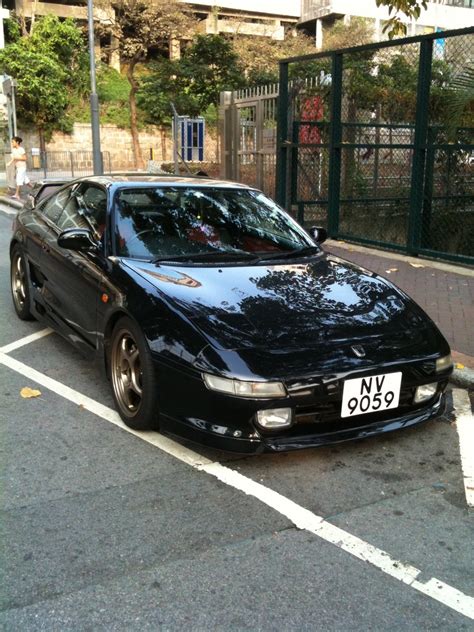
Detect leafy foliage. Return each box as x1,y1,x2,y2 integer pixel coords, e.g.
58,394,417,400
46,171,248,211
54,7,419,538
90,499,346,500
375,54,418,122
97,0,195,166
138,34,245,125
97,65,131,102
231,32,316,85
375,0,428,38
323,17,375,51
0,15,89,145
445,65,474,138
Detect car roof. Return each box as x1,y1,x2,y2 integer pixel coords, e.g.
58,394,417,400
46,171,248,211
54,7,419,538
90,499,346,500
76,174,254,189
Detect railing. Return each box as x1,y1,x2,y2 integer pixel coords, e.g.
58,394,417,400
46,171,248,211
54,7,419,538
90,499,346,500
26,151,112,179
274,26,474,265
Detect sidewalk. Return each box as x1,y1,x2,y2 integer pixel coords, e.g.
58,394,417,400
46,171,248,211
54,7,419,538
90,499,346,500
1,193,473,386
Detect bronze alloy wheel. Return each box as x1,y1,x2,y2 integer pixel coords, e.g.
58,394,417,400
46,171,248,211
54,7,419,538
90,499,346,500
12,252,27,311
10,247,33,320
109,317,158,431
111,328,143,418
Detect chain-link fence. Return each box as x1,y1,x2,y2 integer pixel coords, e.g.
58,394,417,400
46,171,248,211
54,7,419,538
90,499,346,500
276,27,474,265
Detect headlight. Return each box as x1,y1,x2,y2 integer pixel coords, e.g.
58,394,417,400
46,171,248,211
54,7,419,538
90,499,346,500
202,373,286,398
436,354,452,372
414,383,438,404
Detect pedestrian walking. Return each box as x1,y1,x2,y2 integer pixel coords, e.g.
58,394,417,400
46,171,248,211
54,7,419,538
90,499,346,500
6,136,32,199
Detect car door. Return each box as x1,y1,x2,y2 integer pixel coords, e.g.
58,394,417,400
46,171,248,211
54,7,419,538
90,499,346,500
39,183,109,355
22,185,75,313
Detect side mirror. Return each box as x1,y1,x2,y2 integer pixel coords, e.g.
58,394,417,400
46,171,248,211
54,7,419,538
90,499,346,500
57,228,98,252
309,225,328,244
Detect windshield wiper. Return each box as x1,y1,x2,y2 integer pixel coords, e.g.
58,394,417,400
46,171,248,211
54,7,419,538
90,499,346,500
255,245,321,262
152,251,259,264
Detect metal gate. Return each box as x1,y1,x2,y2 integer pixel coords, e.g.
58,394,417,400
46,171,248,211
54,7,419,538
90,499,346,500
276,27,474,266
220,86,278,196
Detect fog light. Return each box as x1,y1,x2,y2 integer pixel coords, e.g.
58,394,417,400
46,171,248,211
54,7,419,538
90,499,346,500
436,354,452,372
414,383,437,404
256,408,293,429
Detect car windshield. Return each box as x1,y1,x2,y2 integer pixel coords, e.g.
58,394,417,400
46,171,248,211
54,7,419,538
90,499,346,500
113,186,316,262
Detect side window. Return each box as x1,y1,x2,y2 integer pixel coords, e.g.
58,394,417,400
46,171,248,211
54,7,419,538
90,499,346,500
78,185,108,237
57,194,89,232
40,187,73,224
57,184,108,238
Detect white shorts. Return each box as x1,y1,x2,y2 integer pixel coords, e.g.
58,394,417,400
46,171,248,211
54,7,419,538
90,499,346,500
16,168,30,186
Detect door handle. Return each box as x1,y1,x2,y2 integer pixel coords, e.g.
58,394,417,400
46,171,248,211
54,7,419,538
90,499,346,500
42,243,50,254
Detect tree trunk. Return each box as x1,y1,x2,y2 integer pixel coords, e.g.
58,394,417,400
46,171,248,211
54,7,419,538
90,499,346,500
127,60,144,170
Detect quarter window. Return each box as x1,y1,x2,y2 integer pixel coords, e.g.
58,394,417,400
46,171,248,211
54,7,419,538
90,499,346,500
41,187,73,224
56,184,108,238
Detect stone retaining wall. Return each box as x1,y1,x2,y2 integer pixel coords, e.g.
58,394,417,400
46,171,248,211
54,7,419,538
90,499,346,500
17,123,219,170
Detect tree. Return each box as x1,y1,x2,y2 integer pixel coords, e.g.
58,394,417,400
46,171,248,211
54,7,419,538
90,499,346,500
138,34,245,126
180,35,245,112
231,31,316,85
375,0,428,38
446,65,474,139
322,17,374,51
98,0,195,168
376,54,418,123
0,15,88,150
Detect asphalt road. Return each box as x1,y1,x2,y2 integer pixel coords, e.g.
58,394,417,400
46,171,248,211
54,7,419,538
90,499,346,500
0,207,473,631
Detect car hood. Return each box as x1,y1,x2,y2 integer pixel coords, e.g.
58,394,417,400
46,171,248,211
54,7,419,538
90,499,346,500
124,254,439,355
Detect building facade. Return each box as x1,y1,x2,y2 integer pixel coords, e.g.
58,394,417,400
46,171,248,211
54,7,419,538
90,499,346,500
299,0,474,49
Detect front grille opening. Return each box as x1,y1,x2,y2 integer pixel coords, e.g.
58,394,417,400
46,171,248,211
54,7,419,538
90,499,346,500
291,386,428,436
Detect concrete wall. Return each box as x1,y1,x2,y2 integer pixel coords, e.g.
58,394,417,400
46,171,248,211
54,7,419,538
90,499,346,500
16,123,219,170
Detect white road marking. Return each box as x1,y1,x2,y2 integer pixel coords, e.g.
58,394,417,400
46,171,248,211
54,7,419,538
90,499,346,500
0,348,473,620
0,328,52,354
0,351,212,468
452,388,474,508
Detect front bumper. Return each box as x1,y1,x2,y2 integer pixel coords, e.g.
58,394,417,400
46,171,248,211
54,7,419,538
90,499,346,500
155,356,451,453
159,393,446,453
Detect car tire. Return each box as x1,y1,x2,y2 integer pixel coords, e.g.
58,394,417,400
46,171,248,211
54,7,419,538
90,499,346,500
10,245,34,321
109,317,159,431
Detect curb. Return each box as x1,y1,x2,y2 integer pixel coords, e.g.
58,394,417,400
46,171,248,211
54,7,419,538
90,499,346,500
0,195,23,210
450,368,474,390
326,240,474,277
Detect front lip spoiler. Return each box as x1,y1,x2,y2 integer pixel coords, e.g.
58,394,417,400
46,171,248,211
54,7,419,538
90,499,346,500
262,394,445,452
158,395,445,454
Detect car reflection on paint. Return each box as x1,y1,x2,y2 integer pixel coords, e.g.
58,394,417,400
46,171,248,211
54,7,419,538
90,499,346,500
10,175,453,453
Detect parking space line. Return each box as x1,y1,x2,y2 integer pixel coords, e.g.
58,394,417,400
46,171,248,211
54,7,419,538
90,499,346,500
0,349,473,620
0,328,53,354
452,389,474,508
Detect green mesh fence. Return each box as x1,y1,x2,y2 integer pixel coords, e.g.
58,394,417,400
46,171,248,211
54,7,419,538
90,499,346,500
277,27,474,265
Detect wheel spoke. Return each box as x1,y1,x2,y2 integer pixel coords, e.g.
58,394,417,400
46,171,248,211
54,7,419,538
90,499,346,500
129,363,142,397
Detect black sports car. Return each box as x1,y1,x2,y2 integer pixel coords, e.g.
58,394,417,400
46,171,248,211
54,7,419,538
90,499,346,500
10,175,453,452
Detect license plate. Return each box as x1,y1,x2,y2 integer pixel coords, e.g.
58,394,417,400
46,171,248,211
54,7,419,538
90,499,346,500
341,372,402,418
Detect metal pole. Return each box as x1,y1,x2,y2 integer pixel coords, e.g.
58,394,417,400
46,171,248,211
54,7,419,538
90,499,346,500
407,39,433,255
11,83,17,135
275,61,289,208
170,102,180,175
87,0,103,175
327,52,343,237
